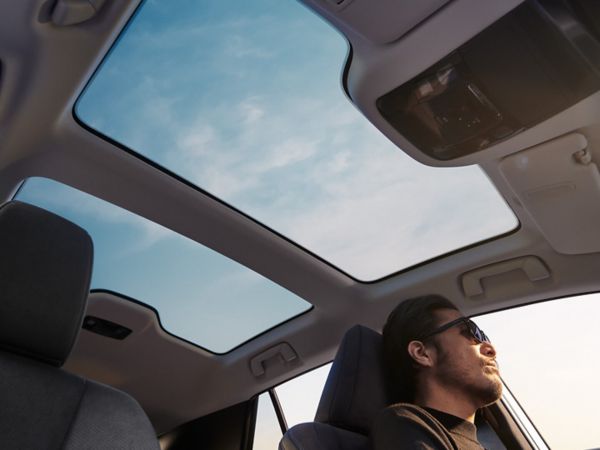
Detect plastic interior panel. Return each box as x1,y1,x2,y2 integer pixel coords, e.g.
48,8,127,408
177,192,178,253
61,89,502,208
500,133,600,254
316,0,451,44
461,256,551,301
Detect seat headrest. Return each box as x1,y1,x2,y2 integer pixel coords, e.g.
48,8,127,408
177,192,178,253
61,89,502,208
315,325,392,435
0,201,93,367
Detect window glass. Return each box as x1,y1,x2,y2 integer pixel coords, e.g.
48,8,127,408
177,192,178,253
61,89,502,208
476,293,600,450
75,0,517,281
501,384,547,449
253,393,282,450
275,364,331,428
15,177,311,353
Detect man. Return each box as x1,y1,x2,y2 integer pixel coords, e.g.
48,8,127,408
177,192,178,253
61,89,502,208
372,295,501,449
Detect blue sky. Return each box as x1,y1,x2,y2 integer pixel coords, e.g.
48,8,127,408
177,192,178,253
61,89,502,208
17,177,310,353
75,0,517,281
20,1,513,353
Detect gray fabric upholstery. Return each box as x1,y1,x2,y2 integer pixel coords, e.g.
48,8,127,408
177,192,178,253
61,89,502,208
63,380,160,450
280,325,391,450
0,350,87,449
0,201,93,366
0,350,159,450
279,423,369,450
315,325,391,435
0,201,159,450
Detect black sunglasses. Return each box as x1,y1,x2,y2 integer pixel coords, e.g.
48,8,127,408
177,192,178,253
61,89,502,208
418,317,490,344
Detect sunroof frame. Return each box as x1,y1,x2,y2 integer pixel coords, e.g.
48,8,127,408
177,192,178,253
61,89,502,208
71,0,521,283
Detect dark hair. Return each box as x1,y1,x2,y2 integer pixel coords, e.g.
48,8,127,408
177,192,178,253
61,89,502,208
382,294,457,402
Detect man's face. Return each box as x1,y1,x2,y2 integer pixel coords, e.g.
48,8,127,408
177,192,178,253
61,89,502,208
428,308,502,408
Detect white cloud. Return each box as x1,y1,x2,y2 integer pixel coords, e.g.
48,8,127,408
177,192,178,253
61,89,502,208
250,137,318,172
328,151,350,173
176,125,216,158
224,35,275,59
111,82,515,279
239,98,265,125
154,94,325,199
75,5,516,280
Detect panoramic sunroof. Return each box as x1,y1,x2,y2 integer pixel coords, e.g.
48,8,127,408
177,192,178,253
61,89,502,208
75,0,518,281
16,178,311,353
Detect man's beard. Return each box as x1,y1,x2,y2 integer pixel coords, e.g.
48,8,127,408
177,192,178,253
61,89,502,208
436,348,503,407
471,366,503,406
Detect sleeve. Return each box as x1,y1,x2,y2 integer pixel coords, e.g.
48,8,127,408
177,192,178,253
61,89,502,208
371,405,455,450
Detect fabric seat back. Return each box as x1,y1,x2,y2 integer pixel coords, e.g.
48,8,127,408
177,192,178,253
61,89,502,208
279,325,391,450
0,201,160,450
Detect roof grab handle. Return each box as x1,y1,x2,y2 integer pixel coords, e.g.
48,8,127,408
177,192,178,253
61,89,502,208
250,343,298,378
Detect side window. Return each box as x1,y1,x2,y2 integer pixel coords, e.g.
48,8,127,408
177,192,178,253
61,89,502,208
275,364,331,428
252,364,331,449
253,393,283,450
476,293,600,450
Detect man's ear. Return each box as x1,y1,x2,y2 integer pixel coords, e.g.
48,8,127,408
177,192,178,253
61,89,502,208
407,340,435,368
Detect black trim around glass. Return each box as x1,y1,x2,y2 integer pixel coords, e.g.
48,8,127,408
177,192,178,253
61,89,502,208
268,388,288,434
243,396,259,450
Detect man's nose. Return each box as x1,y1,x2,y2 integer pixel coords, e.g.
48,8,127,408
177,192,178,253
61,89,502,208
480,341,496,357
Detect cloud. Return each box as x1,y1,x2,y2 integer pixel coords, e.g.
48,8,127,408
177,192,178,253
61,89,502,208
285,174,512,279
239,98,265,125
176,124,217,158
156,94,324,199
101,80,515,280
224,35,275,59
244,114,515,279
249,137,318,172
73,1,517,281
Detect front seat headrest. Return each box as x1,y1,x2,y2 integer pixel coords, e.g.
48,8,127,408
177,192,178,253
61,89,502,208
315,325,392,435
0,201,93,367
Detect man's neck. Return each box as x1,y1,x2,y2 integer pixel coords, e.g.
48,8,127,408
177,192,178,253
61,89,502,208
413,384,478,423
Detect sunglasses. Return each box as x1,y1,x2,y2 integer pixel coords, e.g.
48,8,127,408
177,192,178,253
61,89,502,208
418,317,490,344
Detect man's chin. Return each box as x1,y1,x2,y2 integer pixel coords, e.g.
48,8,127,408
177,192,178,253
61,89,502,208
475,377,503,407
483,383,503,406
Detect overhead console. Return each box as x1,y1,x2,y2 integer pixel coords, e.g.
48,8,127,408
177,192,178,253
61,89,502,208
376,0,600,161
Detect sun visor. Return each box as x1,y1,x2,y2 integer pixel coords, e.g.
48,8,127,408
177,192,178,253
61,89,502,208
308,0,450,44
499,133,600,255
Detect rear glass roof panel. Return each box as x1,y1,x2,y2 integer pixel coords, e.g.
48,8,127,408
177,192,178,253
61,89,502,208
16,177,311,354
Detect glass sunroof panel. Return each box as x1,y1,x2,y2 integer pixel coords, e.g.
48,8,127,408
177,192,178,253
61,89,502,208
75,0,518,281
16,177,311,353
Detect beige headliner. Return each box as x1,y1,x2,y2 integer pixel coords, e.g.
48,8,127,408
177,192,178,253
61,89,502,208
2,0,600,434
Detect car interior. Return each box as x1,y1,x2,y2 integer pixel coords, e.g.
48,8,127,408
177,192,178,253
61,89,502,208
1,0,600,449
